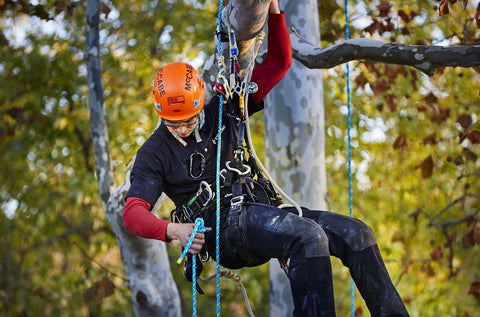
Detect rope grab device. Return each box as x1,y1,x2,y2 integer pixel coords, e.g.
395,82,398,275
212,21,303,218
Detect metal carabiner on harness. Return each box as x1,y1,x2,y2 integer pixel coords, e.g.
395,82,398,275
195,181,214,207
226,161,251,176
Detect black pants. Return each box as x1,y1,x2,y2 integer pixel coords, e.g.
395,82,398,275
204,202,409,317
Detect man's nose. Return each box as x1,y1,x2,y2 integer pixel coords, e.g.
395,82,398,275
177,125,188,134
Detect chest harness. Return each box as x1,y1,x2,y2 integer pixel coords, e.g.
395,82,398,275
170,27,282,227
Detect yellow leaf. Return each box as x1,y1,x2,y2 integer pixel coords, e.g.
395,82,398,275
54,118,68,130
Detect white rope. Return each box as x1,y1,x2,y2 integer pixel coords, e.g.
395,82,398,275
242,31,303,217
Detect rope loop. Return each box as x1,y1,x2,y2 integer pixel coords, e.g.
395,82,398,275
176,218,206,317
176,218,206,265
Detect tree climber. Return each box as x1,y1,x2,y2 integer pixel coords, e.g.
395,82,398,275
123,1,409,316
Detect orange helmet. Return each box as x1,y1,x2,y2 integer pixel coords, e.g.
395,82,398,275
152,62,205,120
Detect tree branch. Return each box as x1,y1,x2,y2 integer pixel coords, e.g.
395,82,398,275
221,0,270,68
74,124,93,172
290,27,480,75
430,193,480,224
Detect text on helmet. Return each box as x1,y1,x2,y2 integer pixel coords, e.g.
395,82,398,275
185,64,194,92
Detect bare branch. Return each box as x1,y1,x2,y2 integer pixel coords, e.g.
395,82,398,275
430,193,480,224
457,171,480,180
73,241,128,282
74,124,93,172
434,212,480,228
290,27,480,75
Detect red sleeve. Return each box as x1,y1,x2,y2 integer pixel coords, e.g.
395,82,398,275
251,11,292,103
123,196,170,242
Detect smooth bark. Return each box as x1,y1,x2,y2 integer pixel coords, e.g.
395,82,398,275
291,31,480,75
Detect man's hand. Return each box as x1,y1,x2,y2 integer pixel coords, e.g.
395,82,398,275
166,222,212,254
270,0,280,14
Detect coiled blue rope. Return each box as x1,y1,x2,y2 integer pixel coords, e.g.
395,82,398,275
344,0,355,316
176,218,206,317
215,1,224,316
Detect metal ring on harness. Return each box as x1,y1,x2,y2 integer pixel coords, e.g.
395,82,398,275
226,161,251,176
197,181,214,206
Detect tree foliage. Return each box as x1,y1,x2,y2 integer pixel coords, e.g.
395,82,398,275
1,0,479,316
320,1,480,315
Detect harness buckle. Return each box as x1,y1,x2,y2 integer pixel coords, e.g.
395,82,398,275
230,195,244,210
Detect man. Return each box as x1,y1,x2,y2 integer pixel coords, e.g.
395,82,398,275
123,1,409,316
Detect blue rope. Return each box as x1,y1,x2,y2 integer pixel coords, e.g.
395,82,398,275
176,218,206,317
344,0,355,316
176,218,206,265
215,1,224,316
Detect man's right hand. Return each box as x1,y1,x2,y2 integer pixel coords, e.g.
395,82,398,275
166,222,212,254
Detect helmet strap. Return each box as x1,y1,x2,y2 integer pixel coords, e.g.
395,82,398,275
197,109,205,129
194,109,205,143
194,126,202,143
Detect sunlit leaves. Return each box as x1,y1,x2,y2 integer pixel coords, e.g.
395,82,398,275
438,0,480,30
324,1,479,315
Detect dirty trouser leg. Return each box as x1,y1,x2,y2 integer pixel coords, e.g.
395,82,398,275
239,203,336,317
299,208,410,317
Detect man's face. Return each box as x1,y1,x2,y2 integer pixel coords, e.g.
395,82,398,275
162,114,199,138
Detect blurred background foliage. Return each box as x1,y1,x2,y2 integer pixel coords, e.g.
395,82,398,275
0,0,479,316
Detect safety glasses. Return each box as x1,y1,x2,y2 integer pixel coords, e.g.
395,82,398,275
162,115,199,129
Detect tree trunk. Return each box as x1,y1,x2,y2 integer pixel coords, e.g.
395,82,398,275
106,161,181,316
265,0,327,315
86,0,114,205
86,0,181,315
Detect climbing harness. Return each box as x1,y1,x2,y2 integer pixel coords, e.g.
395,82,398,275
171,181,214,224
